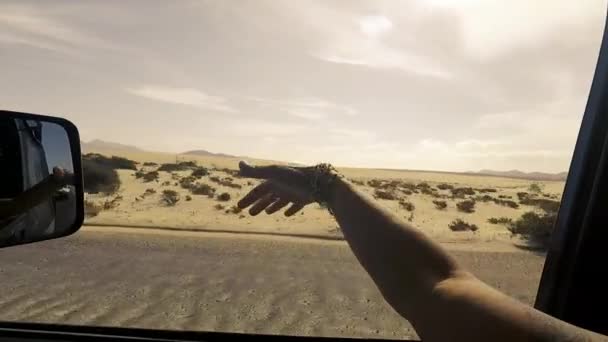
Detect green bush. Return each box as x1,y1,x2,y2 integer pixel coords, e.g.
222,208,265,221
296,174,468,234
158,161,197,172
508,211,557,249
83,153,138,170
528,183,543,193
82,159,120,194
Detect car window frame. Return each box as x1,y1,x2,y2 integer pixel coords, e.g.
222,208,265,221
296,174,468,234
534,9,608,335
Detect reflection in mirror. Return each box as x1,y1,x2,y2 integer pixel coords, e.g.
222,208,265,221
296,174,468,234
0,117,76,247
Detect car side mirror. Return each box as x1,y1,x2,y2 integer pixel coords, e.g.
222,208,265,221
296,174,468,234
0,111,84,248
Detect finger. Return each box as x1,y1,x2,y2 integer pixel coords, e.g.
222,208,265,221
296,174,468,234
285,203,305,217
265,198,290,214
249,193,277,216
239,161,294,182
238,181,272,209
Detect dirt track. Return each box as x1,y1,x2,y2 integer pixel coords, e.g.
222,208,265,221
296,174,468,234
0,227,546,339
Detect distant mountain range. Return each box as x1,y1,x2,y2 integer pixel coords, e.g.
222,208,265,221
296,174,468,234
181,150,240,159
81,139,143,153
81,139,568,180
471,169,568,181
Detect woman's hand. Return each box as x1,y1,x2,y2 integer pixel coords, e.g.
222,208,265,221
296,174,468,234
237,161,317,216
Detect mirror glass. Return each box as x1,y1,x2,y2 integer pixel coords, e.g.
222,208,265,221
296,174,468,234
0,116,78,247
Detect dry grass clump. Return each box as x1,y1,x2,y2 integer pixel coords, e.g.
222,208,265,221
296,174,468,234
161,190,180,206
191,183,216,198
456,199,476,213
399,199,415,211
217,192,231,201
451,187,475,198
374,189,398,200
432,200,447,210
84,200,102,218
488,217,512,225
449,219,478,232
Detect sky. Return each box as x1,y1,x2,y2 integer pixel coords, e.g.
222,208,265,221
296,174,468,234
0,0,606,173
41,121,73,173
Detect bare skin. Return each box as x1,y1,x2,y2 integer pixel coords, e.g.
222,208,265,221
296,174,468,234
237,161,607,342
0,167,73,220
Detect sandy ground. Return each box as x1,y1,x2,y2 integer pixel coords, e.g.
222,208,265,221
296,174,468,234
85,149,565,245
0,227,546,339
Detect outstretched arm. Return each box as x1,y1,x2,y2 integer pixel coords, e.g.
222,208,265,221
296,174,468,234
0,167,73,220
237,161,606,342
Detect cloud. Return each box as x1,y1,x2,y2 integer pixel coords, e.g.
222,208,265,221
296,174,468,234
0,6,121,53
248,97,357,121
126,85,235,112
358,15,393,37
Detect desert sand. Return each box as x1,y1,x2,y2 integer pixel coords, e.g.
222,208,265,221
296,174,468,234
0,227,545,339
84,148,565,246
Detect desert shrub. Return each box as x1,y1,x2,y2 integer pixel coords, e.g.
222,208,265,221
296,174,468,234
102,195,122,210
374,189,398,200
477,188,498,193
436,183,454,190
400,182,417,192
191,167,209,178
433,200,447,210
83,153,137,170
456,199,476,213
498,195,512,199
350,179,365,186
227,205,242,214
158,161,197,172
416,182,431,189
449,219,478,232
528,183,544,193
179,176,197,190
144,188,156,196
214,167,240,177
214,203,225,210
517,192,530,201
476,195,494,202
488,217,513,225
508,211,557,249
402,189,413,195
399,199,415,211
191,183,216,197
217,192,231,201
209,175,242,189
520,197,560,213
142,171,159,183
143,162,158,166
368,179,383,188
82,159,120,194
185,195,192,201
84,200,102,218
495,199,519,209
451,187,475,198
161,190,180,206
161,181,171,186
